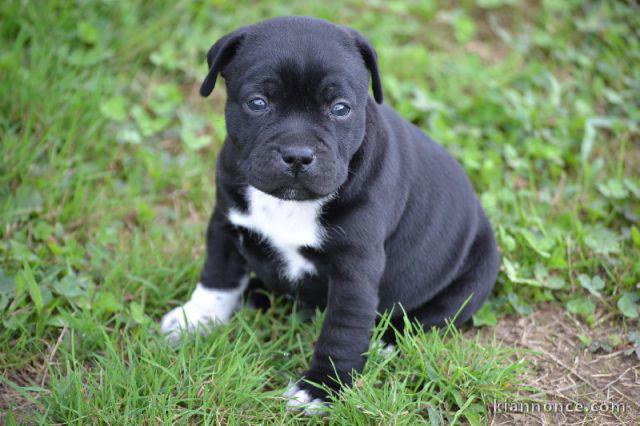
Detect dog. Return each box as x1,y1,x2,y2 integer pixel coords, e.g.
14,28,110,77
161,16,500,414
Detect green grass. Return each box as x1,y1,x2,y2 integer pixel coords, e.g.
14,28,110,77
1,0,638,423
12,312,523,423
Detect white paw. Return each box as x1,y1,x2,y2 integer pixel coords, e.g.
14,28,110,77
283,382,328,416
372,342,395,358
160,280,247,341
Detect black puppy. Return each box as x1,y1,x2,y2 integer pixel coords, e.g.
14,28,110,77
161,16,500,413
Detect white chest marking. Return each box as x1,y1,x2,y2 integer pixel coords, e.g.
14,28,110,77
228,186,327,281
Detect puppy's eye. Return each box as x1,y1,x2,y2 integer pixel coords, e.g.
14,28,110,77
247,97,268,112
330,102,350,117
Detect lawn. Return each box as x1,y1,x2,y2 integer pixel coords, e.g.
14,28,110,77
1,0,639,423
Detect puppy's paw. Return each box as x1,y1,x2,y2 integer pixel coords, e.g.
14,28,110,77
160,300,216,341
371,341,396,358
283,381,329,416
160,281,245,341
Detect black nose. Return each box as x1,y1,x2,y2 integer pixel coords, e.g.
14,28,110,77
281,146,315,172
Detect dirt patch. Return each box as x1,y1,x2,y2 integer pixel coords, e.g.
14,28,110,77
0,363,45,423
470,304,640,425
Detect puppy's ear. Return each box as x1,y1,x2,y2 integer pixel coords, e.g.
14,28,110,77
199,31,245,97
350,30,384,104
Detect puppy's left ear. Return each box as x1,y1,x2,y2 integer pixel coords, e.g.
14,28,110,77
350,30,384,104
199,31,245,97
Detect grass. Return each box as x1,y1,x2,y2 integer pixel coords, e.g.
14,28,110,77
8,312,525,423
1,0,638,423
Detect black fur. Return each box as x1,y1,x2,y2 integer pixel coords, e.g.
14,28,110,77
196,16,499,401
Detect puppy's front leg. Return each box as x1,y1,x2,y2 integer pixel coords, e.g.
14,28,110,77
161,207,246,341
287,248,383,412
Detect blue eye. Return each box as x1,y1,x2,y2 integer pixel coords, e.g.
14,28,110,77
247,97,268,112
330,102,350,117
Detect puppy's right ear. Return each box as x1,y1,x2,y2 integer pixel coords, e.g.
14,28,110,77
199,31,245,97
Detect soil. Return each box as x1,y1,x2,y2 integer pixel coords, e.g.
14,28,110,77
470,304,640,425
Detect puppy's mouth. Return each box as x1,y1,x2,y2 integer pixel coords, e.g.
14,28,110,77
265,185,323,201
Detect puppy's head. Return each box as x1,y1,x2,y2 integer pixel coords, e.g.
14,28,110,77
200,16,383,201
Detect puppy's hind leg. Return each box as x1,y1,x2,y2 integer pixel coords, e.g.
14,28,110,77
410,249,499,331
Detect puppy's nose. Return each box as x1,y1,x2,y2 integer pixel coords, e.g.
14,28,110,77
281,146,315,172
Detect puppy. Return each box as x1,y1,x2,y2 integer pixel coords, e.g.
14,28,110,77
161,16,500,413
